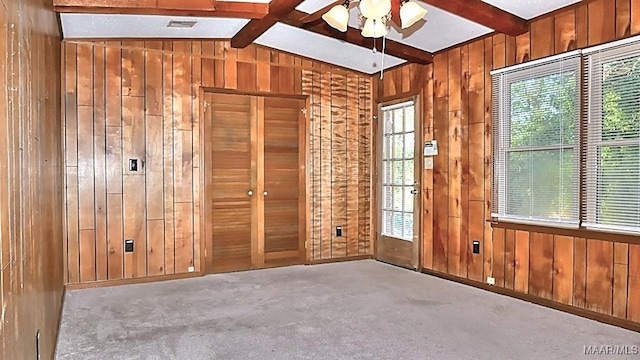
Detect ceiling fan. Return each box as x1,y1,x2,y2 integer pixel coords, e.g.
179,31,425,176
307,0,427,76
320,0,428,38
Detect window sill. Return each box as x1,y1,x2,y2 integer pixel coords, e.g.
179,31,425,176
488,219,640,245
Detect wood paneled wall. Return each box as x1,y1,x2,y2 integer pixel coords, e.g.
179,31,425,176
378,0,640,326
0,0,64,358
62,40,373,285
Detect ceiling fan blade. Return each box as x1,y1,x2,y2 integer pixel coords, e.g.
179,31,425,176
300,0,345,25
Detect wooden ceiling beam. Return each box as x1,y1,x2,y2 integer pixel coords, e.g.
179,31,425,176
283,10,433,64
231,0,306,48
422,0,528,36
298,0,342,25
54,0,270,19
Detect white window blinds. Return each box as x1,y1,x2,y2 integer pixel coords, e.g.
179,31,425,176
584,42,640,233
491,52,581,226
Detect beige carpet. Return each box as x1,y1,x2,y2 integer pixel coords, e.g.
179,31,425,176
56,260,640,359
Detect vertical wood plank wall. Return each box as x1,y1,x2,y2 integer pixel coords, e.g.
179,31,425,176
62,41,373,285
0,0,64,358
377,0,640,326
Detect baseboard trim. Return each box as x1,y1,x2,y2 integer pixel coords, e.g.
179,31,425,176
65,271,204,291
420,268,640,333
308,255,373,265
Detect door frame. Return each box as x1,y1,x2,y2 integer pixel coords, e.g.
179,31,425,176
199,88,311,274
373,95,423,270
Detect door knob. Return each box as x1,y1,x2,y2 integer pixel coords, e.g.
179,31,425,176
248,190,253,196
263,191,268,196
410,189,419,195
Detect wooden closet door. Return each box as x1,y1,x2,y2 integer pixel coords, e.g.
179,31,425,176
261,97,306,266
206,93,257,273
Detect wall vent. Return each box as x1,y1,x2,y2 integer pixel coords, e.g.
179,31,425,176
167,20,198,28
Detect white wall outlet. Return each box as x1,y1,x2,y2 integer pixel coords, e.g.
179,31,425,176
487,276,496,285
188,266,195,273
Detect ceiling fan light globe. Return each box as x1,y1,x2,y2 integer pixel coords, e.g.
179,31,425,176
361,17,388,38
322,4,350,32
359,0,392,19
400,1,427,29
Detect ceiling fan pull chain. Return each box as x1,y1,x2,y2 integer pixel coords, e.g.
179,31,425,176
380,35,386,79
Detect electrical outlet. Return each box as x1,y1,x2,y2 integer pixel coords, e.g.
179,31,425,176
188,266,195,273
487,277,496,285
336,226,343,237
472,240,480,254
124,239,134,253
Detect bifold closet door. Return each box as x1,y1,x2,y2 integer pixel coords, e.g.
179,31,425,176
262,97,306,266
206,93,257,273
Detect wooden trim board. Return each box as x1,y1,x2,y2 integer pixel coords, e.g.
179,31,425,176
65,272,204,290
421,267,640,333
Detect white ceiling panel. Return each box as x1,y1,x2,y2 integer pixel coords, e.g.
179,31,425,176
60,13,250,38
482,0,581,20
347,4,492,53
297,0,493,53
255,23,406,74
295,0,335,14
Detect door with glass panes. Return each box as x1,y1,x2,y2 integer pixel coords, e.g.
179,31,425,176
376,99,420,269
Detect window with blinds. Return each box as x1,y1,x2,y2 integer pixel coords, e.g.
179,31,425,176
491,52,581,226
584,42,640,233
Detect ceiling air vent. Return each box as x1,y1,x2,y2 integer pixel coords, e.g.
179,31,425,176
167,20,198,28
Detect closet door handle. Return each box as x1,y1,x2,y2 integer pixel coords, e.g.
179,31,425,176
263,191,268,196
248,190,253,196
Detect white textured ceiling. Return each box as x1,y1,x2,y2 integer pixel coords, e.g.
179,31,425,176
255,23,406,73
482,0,581,20
59,0,584,74
60,13,250,38
349,4,492,53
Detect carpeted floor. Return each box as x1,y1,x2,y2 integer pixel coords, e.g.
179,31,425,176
56,260,639,359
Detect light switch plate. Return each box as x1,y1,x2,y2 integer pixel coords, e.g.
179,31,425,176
424,157,434,170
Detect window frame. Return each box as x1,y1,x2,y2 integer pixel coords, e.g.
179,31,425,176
583,43,640,234
491,38,640,235
492,53,582,227
380,100,417,241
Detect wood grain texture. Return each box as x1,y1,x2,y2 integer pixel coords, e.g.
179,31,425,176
346,74,360,257
528,232,553,300
1,0,64,358
573,237,587,308
64,41,373,283
633,0,640,35
375,1,640,328
514,231,529,293
432,52,449,273
263,96,306,265
504,229,515,290
448,46,463,277
586,239,614,315
94,45,108,281
330,72,347,258
423,64,435,271
629,244,640,321
553,235,574,305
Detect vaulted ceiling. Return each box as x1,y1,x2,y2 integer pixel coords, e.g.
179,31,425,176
58,0,583,74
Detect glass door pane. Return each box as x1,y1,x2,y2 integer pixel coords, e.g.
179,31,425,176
381,102,416,241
